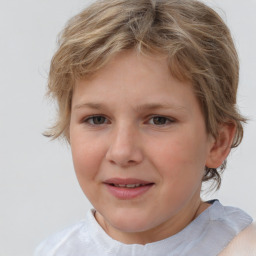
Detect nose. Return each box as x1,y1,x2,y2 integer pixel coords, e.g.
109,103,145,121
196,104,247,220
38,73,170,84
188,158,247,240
105,124,143,167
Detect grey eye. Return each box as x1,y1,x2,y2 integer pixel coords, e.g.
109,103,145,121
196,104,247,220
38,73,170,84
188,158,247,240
91,116,106,124
152,116,168,125
85,116,108,125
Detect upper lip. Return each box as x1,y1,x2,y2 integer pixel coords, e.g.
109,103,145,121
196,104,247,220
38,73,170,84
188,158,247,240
103,178,154,185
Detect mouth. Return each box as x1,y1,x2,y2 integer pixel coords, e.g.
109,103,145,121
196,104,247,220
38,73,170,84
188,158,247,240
109,183,151,188
103,178,154,199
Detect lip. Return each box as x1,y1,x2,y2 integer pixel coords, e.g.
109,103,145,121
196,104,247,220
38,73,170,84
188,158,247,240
104,178,152,185
103,178,154,200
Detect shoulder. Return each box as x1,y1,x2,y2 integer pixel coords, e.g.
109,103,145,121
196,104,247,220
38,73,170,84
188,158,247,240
34,220,87,256
219,222,256,256
208,201,253,234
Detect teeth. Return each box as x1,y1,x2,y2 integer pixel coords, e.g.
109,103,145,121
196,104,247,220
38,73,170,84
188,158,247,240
126,184,140,188
113,184,142,188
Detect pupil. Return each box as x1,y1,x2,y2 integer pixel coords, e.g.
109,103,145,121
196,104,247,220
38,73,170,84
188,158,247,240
153,116,166,125
93,116,105,124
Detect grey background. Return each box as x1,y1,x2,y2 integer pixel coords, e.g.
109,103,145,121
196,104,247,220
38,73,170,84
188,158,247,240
0,0,255,255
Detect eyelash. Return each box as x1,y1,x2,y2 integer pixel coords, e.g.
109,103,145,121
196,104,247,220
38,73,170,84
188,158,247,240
82,115,175,126
148,115,175,126
83,115,109,125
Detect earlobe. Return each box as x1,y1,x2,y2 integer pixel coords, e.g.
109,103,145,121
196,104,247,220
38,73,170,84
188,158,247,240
206,123,236,169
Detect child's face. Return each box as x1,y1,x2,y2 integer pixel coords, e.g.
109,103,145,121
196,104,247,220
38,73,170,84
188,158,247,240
70,50,215,243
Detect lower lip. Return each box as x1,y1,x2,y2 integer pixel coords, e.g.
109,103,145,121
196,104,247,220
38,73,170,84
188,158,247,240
105,184,153,200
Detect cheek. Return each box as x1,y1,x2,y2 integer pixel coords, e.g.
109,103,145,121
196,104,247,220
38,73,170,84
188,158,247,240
152,134,207,183
70,136,106,202
70,133,105,181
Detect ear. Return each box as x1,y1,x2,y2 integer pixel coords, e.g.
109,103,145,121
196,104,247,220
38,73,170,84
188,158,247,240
206,122,236,169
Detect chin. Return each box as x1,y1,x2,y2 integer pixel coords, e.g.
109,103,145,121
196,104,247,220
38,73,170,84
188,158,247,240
104,209,157,233
114,221,149,233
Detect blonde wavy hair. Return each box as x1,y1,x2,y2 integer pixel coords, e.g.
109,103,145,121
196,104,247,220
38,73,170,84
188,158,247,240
46,0,246,189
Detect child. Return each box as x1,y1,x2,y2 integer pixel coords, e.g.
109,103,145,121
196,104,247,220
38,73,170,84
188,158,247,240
35,0,256,255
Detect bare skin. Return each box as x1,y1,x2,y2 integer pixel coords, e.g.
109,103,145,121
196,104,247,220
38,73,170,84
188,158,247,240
70,50,235,245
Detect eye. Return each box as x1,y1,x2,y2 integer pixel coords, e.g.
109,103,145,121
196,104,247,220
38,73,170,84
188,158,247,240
84,115,108,125
148,116,174,125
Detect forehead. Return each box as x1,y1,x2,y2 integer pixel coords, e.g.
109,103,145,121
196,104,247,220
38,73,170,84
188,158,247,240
74,50,182,92
71,50,203,120
83,50,169,81
74,49,191,94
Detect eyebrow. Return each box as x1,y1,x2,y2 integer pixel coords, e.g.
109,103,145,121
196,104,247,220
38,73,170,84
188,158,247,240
73,102,104,110
73,102,187,113
134,103,187,112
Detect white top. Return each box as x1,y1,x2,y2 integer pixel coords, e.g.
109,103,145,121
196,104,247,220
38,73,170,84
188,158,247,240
34,200,252,256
